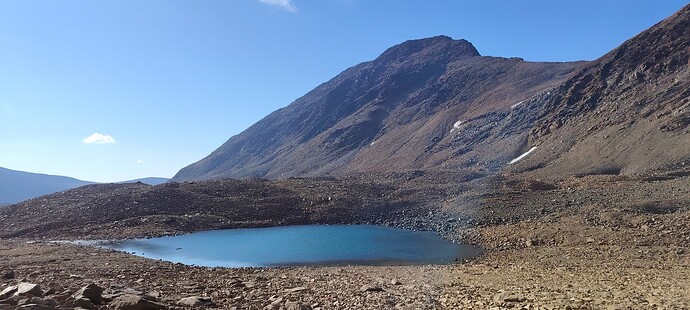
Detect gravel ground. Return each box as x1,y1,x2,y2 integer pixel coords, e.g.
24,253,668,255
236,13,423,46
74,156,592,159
1,174,689,309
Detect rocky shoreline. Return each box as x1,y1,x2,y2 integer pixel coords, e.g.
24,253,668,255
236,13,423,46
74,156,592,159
1,237,688,309
1,174,690,309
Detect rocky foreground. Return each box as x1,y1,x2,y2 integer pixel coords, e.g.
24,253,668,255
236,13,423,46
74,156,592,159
1,174,689,309
0,239,688,309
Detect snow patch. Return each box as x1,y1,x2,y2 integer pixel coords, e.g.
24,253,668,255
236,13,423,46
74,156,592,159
508,146,537,164
511,100,525,109
450,120,464,133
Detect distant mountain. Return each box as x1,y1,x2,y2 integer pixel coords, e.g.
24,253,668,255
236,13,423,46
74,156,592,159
0,167,93,204
174,36,583,180
175,3,690,181
0,166,170,204
118,177,169,186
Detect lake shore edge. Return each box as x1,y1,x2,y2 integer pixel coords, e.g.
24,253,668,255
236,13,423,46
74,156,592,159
2,174,690,308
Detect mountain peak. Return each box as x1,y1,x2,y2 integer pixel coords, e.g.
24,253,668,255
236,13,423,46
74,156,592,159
375,35,480,65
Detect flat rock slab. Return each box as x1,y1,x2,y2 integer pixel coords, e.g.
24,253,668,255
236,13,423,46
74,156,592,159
177,296,214,307
110,294,167,310
1,283,43,299
16,283,43,297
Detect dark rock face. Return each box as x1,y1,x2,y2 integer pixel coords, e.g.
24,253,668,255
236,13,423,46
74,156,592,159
172,36,582,181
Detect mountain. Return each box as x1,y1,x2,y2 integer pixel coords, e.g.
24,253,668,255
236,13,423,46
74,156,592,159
176,3,690,181
0,166,170,205
173,36,584,180
0,167,93,204
510,4,690,177
118,177,169,186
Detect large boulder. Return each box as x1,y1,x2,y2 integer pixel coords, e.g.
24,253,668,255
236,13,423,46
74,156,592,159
1,283,43,299
73,297,96,309
72,283,104,304
15,283,43,297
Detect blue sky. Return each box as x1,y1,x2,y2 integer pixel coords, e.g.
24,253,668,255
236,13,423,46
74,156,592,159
0,0,687,182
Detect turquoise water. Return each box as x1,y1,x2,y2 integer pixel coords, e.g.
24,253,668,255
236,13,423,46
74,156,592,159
98,225,481,267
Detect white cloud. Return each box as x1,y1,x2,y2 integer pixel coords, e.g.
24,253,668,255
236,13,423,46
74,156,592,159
137,160,144,164
259,0,297,12
82,133,117,144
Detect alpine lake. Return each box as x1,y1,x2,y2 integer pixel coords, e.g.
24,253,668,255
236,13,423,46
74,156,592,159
92,225,481,268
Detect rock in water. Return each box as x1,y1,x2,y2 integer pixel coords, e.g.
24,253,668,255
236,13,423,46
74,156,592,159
72,283,104,304
110,294,167,310
177,296,214,307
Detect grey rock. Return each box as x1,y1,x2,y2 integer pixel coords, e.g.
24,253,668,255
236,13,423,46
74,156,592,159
72,283,104,304
284,300,311,310
15,283,43,297
1,283,43,299
16,304,54,310
73,297,96,310
493,291,526,303
284,287,308,293
264,297,283,310
177,296,214,307
0,286,17,299
1,271,14,280
110,294,167,310
145,291,161,300
360,285,384,292
18,297,58,308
